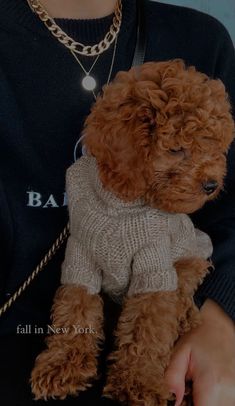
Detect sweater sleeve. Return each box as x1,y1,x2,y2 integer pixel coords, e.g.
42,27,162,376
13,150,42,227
128,237,178,297
192,26,235,320
60,162,102,294
170,214,213,261
61,234,102,294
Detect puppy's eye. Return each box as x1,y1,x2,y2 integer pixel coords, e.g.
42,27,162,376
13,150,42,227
169,147,185,155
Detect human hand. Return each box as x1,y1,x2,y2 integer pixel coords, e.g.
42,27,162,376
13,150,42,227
165,299,235,406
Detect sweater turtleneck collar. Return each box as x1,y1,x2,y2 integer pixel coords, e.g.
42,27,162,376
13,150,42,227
0,0,136,42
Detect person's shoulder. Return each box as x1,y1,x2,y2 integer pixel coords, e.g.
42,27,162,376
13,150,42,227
146,0,230,41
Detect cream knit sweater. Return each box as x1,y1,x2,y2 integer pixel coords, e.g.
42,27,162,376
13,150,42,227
61,156,213,301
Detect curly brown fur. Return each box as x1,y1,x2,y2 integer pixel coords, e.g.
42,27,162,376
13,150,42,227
103,291,179,406
31,285,104,400
84,59,234,214
174,257,211,406
103,258,210,405
175,257,211,334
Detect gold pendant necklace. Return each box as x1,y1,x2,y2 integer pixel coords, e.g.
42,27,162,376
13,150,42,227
71,53,100,93
82,76,97,92
70,36,118,100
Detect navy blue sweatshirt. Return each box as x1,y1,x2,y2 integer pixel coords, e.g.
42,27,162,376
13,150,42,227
0,1,235,402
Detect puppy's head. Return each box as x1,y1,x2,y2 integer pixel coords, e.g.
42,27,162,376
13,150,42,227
84,60,234,213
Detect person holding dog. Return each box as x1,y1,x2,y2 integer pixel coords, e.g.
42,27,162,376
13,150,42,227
0,0,234,405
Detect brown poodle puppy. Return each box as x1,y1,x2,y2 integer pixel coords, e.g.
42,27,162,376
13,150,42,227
31,60,234,405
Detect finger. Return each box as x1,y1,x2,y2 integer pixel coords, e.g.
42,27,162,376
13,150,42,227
165,345,191,406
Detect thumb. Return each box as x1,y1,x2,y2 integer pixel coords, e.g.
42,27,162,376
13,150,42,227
165,344,191,406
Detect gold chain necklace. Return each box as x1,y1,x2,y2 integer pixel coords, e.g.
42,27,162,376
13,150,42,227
27,0,121,97
70,36,118,100
26,0,122,56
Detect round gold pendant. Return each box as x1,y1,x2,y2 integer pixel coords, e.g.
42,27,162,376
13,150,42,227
82,75,97,91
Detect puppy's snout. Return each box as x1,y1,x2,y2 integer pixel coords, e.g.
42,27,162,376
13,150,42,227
202,180,218,195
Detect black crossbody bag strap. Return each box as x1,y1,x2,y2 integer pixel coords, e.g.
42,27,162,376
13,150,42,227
132,0,147,67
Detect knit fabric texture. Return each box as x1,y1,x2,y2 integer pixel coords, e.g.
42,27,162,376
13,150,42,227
61,156,213,301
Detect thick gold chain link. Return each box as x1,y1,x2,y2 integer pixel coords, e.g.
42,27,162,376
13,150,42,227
27,0,122,56
0,223,70,317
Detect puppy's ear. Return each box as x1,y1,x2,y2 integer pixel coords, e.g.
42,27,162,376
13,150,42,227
83,73,157,201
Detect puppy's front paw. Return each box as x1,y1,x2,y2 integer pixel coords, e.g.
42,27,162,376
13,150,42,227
31,344,98,400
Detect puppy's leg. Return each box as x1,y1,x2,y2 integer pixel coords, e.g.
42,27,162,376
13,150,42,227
103,291,179,406
31,285,104,400
173,257,211,406
175,257,211,333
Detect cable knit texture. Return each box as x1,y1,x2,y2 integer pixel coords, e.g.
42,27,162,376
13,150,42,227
61,156,213,301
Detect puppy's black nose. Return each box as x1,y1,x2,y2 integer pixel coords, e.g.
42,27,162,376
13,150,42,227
202,180,218,195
